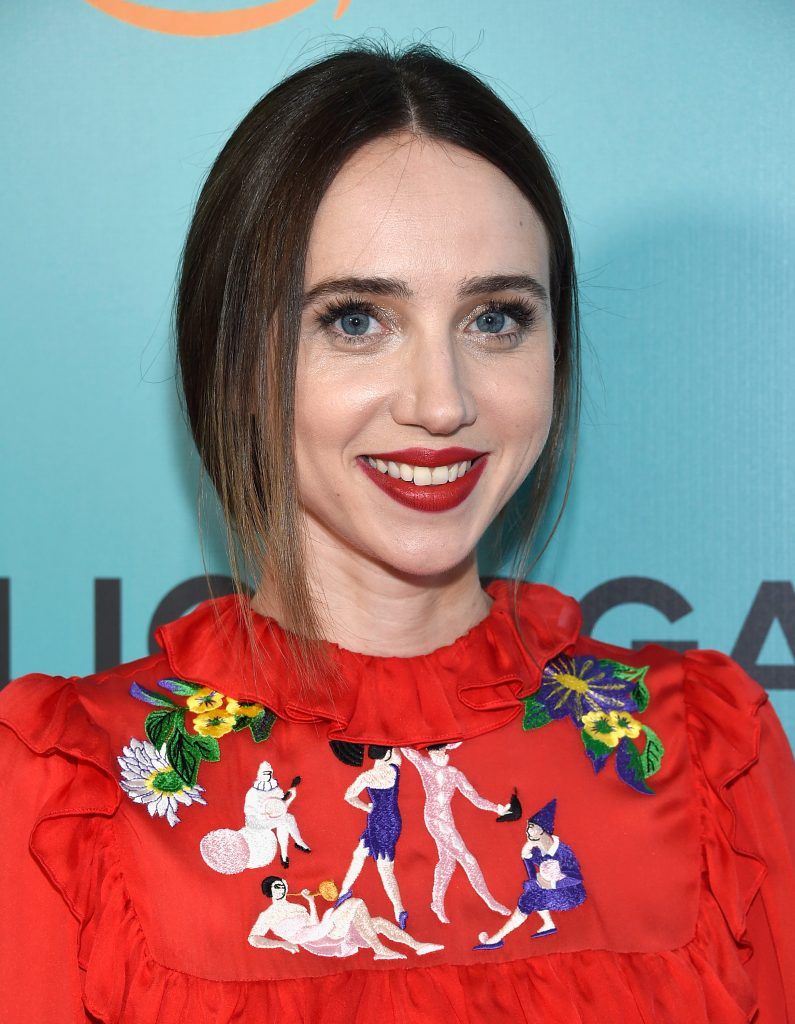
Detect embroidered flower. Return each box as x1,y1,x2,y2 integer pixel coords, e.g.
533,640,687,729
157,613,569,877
581,710,622,748
522,655,665,796
193,710,237,738
536,655,638,725
123,678,278,822
608,710,642,739
117,737,206,826
186,687,225,713
226,698,264,718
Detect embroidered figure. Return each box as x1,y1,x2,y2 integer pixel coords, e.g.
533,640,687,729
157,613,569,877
248,875,443,960
521,655,665,793
330,744,408,929
117,737,207,826
474,798,586,949
400,742,516,923
200,760,312,874
118,677,277,822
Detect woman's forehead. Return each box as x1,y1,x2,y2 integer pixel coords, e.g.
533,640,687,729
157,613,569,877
304,133,550,295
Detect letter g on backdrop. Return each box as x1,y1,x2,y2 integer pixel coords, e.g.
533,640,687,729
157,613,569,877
83,0,351,36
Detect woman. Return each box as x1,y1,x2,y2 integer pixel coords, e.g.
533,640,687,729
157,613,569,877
335,745,407,927
1,39,794,1024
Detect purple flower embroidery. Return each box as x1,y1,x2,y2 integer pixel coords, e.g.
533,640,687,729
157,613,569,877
536,655,638,726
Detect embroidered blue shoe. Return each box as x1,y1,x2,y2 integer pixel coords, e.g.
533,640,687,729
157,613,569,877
398,910,408,930
531,927,557,939
334,889,353,908
473,939,504,950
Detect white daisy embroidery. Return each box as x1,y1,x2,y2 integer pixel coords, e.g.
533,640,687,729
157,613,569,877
117,737,206,826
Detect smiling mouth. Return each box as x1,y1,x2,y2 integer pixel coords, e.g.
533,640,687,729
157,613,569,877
362,455,484,487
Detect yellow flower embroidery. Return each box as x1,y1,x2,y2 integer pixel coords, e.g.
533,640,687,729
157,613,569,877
186,687,225,713
226,698,263,718
581,709,622,748
193,710,237,737
608,710,642,739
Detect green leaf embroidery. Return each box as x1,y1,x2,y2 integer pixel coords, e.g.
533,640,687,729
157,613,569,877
639,723,665,778
145,708,181,748
193,734,221,761
166,729,203,787
632,678,650,713
522,695,552,731
250,709,277,743
580,728,613,760
600,659,649,685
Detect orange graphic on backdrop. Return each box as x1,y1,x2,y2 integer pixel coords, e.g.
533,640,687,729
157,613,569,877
82,0,350,36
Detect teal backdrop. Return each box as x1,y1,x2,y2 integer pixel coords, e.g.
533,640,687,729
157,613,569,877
2,1,794,747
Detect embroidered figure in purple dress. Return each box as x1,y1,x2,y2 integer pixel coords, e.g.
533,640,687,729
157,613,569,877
400,742,513,923
474,798,586,949
334,746,409,929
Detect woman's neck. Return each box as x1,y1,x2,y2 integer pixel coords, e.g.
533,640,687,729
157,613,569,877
252,548,493,658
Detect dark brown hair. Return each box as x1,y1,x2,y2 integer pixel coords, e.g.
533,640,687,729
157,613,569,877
174,39,581,696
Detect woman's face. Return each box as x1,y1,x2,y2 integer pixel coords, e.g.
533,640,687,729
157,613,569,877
294,132,555,579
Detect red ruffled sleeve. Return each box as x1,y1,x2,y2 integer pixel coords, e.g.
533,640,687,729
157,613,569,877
0,674,103,1023
683,648,795,1022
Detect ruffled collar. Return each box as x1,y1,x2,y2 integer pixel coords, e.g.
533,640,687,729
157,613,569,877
154,578,582,746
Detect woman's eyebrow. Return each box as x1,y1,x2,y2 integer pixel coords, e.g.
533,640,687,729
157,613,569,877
302,273,549,310
458,274,549,309
302,276,412,306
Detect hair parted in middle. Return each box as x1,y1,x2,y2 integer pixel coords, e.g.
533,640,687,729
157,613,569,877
175,39,581,698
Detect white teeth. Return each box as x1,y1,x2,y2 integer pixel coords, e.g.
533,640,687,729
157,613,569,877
365,456,480,486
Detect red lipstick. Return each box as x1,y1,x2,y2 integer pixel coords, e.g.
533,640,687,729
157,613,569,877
366,446,485,467
357,448,489,514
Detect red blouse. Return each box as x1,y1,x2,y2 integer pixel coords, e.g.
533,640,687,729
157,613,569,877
1,578,794,1023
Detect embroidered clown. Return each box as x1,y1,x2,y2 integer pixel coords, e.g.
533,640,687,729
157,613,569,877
332,745,408,930
248,875,443,960
200,760,311,875
474,798,586,948
400,743,515,923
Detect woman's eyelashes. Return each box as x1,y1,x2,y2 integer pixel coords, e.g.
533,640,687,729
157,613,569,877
313,295,540,347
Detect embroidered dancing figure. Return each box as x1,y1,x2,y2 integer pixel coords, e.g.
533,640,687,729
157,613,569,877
200,760,311,874
248,875,443,960
474,798,586,949
331,744,409,929
400,742,516,923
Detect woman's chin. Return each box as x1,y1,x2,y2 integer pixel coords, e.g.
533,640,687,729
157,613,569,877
368,542,479,581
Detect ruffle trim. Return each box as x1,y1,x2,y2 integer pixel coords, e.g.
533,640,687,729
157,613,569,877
682,649,769,961
155,579,584,746
0,649,777,1023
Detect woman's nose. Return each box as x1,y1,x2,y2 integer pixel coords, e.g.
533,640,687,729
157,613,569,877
391,331,477,435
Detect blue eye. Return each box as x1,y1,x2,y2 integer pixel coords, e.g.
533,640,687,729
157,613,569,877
339,312,372,336
475,310,509,334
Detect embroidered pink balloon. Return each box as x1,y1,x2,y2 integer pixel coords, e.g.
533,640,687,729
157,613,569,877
200,828,255,875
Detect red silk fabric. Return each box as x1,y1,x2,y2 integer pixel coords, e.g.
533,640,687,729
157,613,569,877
0,579,793,1022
